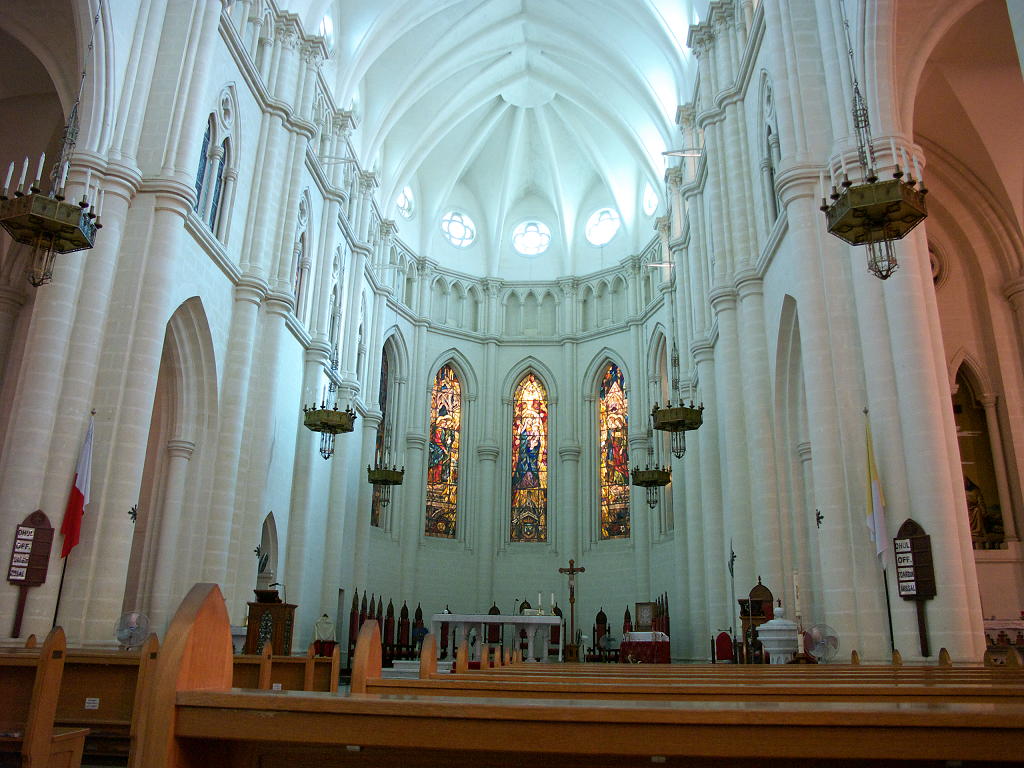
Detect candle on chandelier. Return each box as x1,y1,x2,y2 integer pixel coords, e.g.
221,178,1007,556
17,157,28,191
839,153,848,181
83,169,92,202
899,147,910,179
912,153,922,183
3,162,12,196
818,170,825,203
550,592,555,610
537,592,542,611
97,189,105,217
889,138,898,171
33,153,45,188
58,162,69,194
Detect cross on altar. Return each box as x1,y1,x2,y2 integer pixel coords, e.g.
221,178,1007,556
558,559,585,646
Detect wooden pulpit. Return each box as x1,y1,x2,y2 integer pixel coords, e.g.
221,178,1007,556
244,601,296,655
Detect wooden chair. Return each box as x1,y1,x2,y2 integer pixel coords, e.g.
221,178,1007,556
0,626,88,768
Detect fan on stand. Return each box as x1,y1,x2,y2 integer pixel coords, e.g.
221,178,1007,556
807,623,840,663
115,611,150,650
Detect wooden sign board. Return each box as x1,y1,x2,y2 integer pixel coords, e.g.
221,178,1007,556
7,510,53,587
893,521,936,601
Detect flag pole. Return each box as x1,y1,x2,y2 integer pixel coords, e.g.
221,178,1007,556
52,557,69,629
865,407,896,652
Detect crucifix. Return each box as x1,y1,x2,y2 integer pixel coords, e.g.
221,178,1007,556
558,558,585,646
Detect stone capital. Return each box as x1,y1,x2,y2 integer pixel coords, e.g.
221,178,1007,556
796,441,812,461
477,442,500,461
690,337,715,364
734,269,763,300
558,443,582,461
708,286,737,313
166,439,196,460
1003,276,1024,309
979,393,998,409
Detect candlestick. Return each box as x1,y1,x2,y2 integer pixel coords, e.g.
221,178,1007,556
912,153,922,183
899,147,910,179
2,162,12,196
17,157,28,191
83,169,92,201
97,189,105,217
793,570,802,617
550,592,554,611
888,138,898,170
818,170,825,203
839,153,848,180
58,162,69,193
537,592,542,612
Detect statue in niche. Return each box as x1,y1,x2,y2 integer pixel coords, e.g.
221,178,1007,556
964,476,1004,549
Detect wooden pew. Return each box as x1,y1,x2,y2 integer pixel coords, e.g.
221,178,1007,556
0,627,88,768
232,644,340,692
53,634,159,764
138,591,1024,766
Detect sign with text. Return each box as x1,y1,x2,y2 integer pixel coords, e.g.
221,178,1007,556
7,511,53,587
893,521,936,601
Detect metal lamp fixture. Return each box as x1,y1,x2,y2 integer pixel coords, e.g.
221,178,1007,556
302,390,355,459
631,440,671,509
820,0,927,280
650,344,704,458
0,4,104,287
367,429,404,506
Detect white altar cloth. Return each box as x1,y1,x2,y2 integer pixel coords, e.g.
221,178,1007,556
622,631,669,642
430,613,564,662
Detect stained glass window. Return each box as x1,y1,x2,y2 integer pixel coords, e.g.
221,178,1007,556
599,363,630,539
425,365,461,538
370,349,390,528
510,373,548,542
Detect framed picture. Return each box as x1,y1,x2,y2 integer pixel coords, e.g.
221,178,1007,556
635,601,656,631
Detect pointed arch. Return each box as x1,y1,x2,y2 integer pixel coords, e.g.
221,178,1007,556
587,355,630,540
510,371,550,542
424,362,463,539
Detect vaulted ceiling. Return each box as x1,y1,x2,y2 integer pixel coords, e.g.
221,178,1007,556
314,0,704,280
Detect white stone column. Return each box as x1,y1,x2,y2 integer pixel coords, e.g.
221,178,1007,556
475,443,500,606
796,441,823,623
692,339,729,632
979,394,1017,541
148,438,195,631
0,280,26,380
628,433,652,598
352,410,382,588
735,271,783,590
708,288,753,591
202,277,266,587
558,444,582,560
399,432,427,596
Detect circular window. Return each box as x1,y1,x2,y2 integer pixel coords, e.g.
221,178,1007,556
396,186,414,219
441,210,476,247
512,220,551,256
586,207,621,246
643,183,658,216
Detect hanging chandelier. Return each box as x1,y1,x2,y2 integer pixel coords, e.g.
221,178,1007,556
820,0,927,280
631,439,671,509
367,429,404,506
650,344,703,458
302,393,355,460
0,4,103,287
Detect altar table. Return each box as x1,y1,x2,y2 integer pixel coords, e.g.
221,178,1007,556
430,613,564,662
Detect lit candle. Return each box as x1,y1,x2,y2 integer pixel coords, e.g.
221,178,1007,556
17,157,28,190
889,138,898,170
34,153,45,186
793,570,802,617
3,162,12,195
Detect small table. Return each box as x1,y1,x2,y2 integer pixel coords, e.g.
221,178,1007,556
619,631,670,663
430,613,563,662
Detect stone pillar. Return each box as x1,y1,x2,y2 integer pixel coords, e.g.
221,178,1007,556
148,438,196,630
629,433,652,598
399,432,427,596
559,443,582,562
735,271,783,589
796,441,823,622
979,394,1017,541
475,443,500,606
692,339,728,632
202,277,266,587
352,411,383,588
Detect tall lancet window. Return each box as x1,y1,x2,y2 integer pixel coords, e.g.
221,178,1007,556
193,118,212,209
425,365,461,538
209,138,229,230
599,363,630,539
510,373,548,542
370,349,390,528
